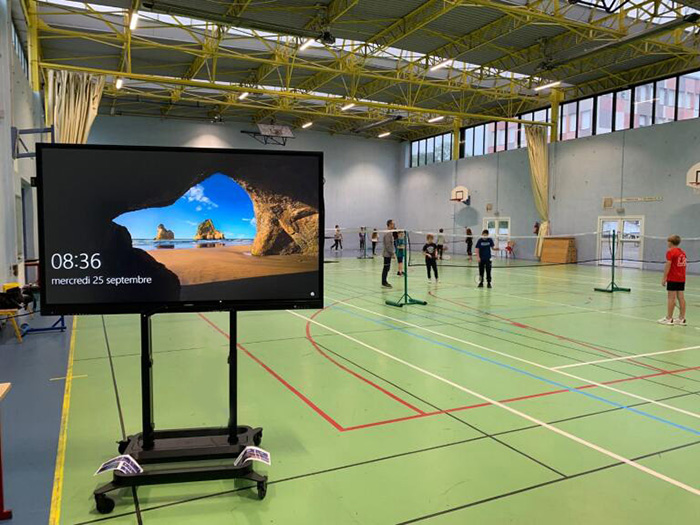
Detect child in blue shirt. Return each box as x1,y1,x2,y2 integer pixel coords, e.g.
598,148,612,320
475,229,494,288
396,230,406,276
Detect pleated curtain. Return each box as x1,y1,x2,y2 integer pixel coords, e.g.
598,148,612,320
525,124,550,258
45,69,105,144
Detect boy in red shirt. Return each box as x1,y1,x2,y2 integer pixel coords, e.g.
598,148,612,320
659,235,687,326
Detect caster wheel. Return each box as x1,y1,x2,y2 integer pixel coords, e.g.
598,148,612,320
117,440,128,454
253,431,263,447
95,494,115,514
256,480,267,500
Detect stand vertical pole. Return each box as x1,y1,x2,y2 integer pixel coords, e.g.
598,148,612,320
386,231,427,307
611,230,616,284
595,230,631,293
228,310,238,444
141,314,155,450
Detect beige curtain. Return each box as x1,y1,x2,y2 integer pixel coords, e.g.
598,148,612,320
525,124,550,257
45,70,105,144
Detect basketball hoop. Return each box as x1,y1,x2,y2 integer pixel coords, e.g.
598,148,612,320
686,162,700,195
450,185,470,205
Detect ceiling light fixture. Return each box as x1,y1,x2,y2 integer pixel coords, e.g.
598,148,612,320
428,115,445,123
429,59,453,72
534,81,561,91
302,121,313,128
115,78,123,89
378,131,391,138
238,91,250,100
340,102,355,111
129,12,139,31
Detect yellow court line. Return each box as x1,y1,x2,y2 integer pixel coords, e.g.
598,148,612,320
49,316,78,525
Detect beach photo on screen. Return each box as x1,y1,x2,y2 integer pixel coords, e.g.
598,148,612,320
112,171,319,301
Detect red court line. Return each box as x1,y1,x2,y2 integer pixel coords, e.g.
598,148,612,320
199,312,700,434
429,291,668,373
343,364,700,431
307,308,426,414
198,313,346,432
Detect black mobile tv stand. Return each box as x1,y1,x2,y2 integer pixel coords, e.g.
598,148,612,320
93,310,266,514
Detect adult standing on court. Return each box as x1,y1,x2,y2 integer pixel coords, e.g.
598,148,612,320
382,220,396,288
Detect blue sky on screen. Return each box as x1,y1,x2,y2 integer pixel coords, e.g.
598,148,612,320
114,173,256,239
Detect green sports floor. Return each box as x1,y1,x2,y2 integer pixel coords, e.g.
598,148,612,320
52,257,700,524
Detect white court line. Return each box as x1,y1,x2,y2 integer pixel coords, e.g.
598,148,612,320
513,266,700,299
553,345,700,370
288,309,700,497
325,296,700,422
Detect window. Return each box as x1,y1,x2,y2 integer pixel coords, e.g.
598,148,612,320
520,113,532,148
507,121,518,150
615,89,631,131
11,22,29,79
496,121,506,152
679,71,700,121
578,98,593,138
425,137,435,164
485,122,496,154
434,134,443,163
464,127,474,157
633,83,653,128
411,141,418,167
419,140,426,166
655,77,676,124
442,132,452,162
596,92,613,135
455,68,700,161
473,125,485,156
560,102,577,141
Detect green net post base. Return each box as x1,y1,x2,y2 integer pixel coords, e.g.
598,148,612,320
594,282,631,293
385,294,428,308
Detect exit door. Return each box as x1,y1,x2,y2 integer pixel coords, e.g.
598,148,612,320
598,217,644,269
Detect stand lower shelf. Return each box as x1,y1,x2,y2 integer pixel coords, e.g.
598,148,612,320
92,311,268,515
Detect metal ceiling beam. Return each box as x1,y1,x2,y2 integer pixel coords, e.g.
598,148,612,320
253,0,461,122
543,13,700,70
245,0,359,88
24,0,41,91
39,61,553,128
141,0,318,38
36,23,534,103
162,1,253,114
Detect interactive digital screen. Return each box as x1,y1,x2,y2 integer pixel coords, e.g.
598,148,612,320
37,144,323,314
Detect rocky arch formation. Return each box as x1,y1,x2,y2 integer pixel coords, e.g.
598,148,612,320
232,177,318,256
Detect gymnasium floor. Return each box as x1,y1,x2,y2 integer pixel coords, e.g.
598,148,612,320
52,256,700,524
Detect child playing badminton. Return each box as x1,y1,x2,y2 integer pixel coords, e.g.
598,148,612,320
396,230,406,276
423,234,439,283
659,235,687,326
476,229,495,288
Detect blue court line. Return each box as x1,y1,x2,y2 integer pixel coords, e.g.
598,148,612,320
331,305,700,437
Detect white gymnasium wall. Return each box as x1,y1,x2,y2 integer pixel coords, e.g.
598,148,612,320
0,0,44,283
88,116,402,250
399,116,700,263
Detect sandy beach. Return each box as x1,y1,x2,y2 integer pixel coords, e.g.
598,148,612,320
147,244,318,285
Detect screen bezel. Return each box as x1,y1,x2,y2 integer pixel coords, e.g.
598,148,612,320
36,143,324,315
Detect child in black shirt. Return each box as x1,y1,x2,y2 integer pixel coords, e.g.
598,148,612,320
423,234,439,282
475,229,495,288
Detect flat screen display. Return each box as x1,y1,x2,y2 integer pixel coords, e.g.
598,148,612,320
37,144,324,314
